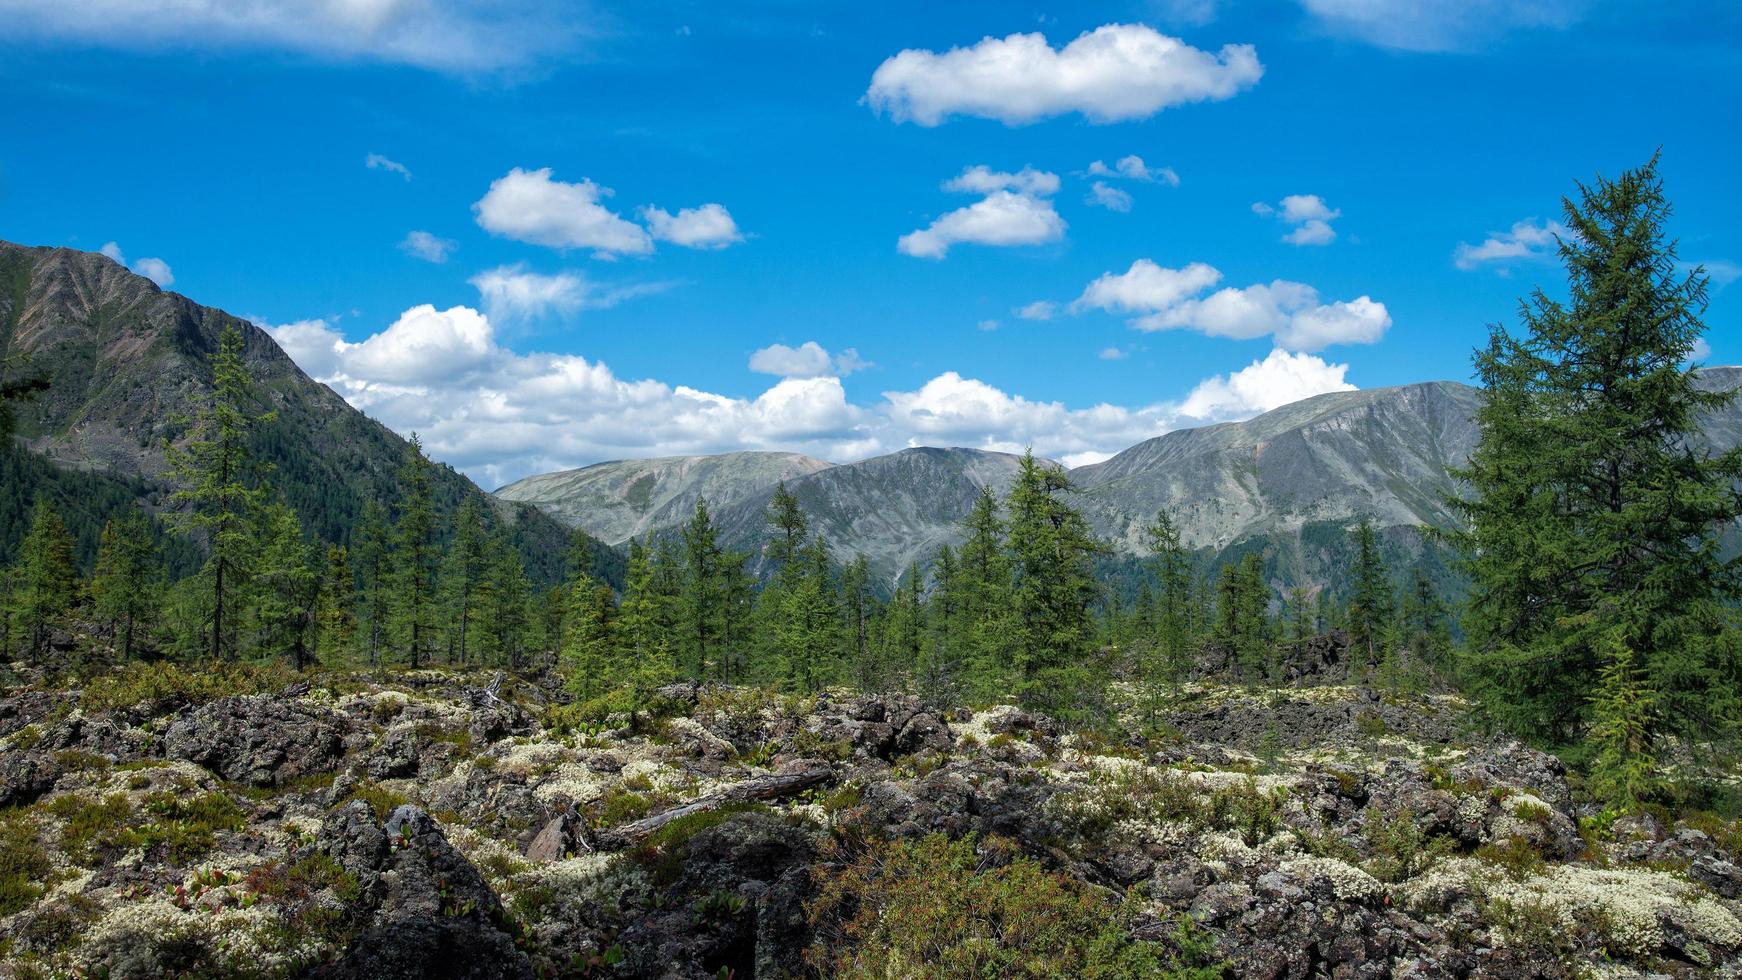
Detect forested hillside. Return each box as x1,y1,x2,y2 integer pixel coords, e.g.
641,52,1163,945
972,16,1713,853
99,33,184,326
0,241,611,587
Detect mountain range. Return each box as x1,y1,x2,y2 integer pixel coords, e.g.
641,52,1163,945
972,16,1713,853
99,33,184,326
501,371,1742,592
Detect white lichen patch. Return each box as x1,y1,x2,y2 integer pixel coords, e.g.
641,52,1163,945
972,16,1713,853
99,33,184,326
1281,855,1384,903
531,762,610,808
76,896,329,979
1471,864,1741,957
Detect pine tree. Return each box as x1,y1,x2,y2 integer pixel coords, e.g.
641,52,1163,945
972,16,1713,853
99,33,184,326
876,563,924,694
89,510,158,660
1450,154,1742,751
1346,521,1392,678
617,540,674,729
1587,629,1660,809
482,530,532,670
7,499,78,657
354,500,392,667
679,498,723,680
1142,508,1198,688
840,554,873,683
781,538,839,693
1005,451,1105,719
563,574,617,703
392,435,440,668
252,501,316,668
717,551,755,683
165,323,274,661
1286,584,1316,645
920,545,965,708
956,487,1013,701
765,481,809,579
442,497,488,665
315,544,356,665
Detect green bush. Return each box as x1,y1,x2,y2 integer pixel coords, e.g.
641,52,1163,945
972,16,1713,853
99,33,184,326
0,815,54,915
81,660,295,713
1364,809,1454,883
805,833,1223,979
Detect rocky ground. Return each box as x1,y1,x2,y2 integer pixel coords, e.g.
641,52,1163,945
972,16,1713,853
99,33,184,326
2,662,1741,979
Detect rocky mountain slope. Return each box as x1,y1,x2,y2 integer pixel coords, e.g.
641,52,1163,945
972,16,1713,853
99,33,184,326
4,652,1740,977
495,451,834,546
0,240,607,585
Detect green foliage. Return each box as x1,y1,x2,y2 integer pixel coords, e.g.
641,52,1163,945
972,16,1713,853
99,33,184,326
1450,154,1742,775
1586,631,1661,810
336,780,412,820
4,498,78,657
1364,809,1455,883
165,322,275,661
391,434,440,668
1006,451,1106,721
80,659,295,712
805,833,1222,979
89,510,159,660
1346,520,1392,677
0,813,53,915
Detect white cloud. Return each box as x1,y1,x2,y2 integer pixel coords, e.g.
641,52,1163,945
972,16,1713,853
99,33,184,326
261,302,1361,487
867,23,1262,126
1254,193,1340,246
467,264,670,321
1070,259,1390,351
1689,337,1712,363
1098,346,1128,360
748,341,871,379
1073,259,1223,314
1298,0,1583,52
366,152,411,180
473,167,653,256
899,166,1065,259
1453,218,1567,271
642,203,744,249
399,230,455,263
99,241,174,287
1087,182,1134,212
1088,155,1177,185
1153,0,1224,28
0,0,588,71
1700,260,1741,287
1176,348,1355,420
977,319,1001,331
1016,300,1059,321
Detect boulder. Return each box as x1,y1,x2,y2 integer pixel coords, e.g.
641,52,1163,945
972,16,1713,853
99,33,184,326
165,695,347,787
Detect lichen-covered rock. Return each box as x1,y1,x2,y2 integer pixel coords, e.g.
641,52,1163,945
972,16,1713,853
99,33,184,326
165,694,347,787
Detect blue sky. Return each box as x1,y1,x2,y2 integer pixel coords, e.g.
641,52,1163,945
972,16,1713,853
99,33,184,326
2,1,1737,487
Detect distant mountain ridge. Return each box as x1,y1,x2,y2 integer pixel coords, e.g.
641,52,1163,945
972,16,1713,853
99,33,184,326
502,370,1742,591
0,240,611,586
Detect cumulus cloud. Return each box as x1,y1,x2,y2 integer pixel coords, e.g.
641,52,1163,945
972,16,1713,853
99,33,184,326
866,23,1262,126
642,203,744,249
748,342,871,379
1016,300,1059,321
1453,218,1567,271
99,241,174,287
1087,155,1178,186
0,0,589,71
1070,258,1390,351
261,302,1360,487
1253,194,1340,246
399,230,455,263
473,167,654,256
899,166,1065,259
467,264,670,321
1176,347,1355,420
366,153,411,180
1298,0,1583,52
1098,346,1128,360
1087,182,1134,212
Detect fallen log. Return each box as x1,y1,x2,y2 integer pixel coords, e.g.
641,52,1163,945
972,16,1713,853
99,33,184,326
593,764,834,850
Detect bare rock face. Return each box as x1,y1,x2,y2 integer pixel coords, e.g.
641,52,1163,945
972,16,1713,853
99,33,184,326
312,803,533,980
165,695,347,787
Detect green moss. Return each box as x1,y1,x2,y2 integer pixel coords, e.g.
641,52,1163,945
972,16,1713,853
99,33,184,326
334,780,411,820
82,660,296,713
1475,837,1547,879
0,814,54,915
46,792,134,865
126,791,246,861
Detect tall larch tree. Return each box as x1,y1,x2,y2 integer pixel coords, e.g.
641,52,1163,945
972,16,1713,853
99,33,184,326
165,323,273,661
1005,451,1105,719
1450,153,1742,783
8,499,77,658
392,435,440,668
89,510,158,660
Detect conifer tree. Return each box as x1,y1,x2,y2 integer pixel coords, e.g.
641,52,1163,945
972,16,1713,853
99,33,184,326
166,323,273,661
392,435,440,668
8,499,77,657
956,487,1013,700
1142,509,1198,687
354,500,392,667
443,497,488,665
1286,584,1316,645
717,550,755,683
252,501,316,668
482,530,532,669
1005,451,1105,718
563,573,617,703
1346,521,1392,676
679,498,723,679
315,543,355,665
1451,154,1742,753
1587,629,1660,809
781,538,839,692
840,554,873,681
617,540,674,729
876,563,924,694
90,510,158,660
